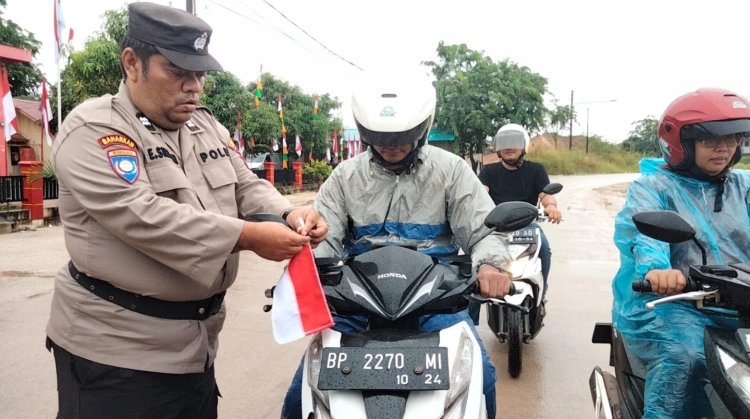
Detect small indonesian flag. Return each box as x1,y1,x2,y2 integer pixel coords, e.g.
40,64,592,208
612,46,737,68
272,243,333,344
295,133,302,157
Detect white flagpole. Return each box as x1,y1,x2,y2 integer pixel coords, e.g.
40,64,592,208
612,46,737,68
57,59,62,126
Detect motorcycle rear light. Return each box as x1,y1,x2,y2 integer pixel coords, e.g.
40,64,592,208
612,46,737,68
717,346,750,407
445,332,473,413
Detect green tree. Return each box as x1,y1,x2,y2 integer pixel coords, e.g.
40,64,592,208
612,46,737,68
0,0,43,96
424,42,548,168
56,8,127,118
247,73,341,160
547,103,575,149
202,71,250,135
621,116,660,156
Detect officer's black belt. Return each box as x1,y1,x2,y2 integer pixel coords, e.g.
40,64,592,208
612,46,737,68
68,261,225,321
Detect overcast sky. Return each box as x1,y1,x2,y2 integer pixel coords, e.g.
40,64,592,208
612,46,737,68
5,0,750,142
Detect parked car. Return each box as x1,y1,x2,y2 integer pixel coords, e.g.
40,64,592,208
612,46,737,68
245,152,270,169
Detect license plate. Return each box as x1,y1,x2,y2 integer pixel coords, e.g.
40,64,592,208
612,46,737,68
317,347,450,390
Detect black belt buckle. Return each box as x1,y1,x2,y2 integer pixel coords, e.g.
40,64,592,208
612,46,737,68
198,291,226,320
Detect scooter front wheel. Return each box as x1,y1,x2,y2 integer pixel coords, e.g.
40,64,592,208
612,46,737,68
507,308,523,378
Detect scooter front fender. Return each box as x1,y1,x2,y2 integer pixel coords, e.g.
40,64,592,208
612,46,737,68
504,281,534,306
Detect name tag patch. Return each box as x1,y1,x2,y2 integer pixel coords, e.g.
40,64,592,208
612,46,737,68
108,149,139,184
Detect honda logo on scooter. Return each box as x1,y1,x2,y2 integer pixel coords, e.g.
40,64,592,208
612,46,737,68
377,272,407,280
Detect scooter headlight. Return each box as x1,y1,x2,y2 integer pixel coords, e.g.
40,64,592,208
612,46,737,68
444,331,474,417
306,334,330,411
716,346,750,407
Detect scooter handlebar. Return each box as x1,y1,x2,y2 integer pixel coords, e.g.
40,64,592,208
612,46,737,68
632,280,651,292
631,278,699,293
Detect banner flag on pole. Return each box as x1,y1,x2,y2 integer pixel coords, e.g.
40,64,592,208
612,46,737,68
254,65,263,107
295,134,302,157
40,79,53,146
1,66,18,143
272,243,333,344
282,133,288,169
54,0,74,63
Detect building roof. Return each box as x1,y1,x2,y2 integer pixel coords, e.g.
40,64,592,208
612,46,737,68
13,98,42,123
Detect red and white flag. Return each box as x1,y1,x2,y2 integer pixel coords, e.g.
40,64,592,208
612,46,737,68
272,243,333,344
295,133,302,157
0,67,18,143
54,0,74,64
40,79,53,146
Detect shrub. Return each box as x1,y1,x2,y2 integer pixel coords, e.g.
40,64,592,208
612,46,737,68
303,159,333,183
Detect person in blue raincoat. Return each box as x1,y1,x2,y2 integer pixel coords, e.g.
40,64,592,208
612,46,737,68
612,87,750,418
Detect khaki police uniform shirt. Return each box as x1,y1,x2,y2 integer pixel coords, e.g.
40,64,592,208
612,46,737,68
47,82,292,374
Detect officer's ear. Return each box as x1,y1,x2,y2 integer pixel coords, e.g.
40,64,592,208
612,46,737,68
121,48,142,83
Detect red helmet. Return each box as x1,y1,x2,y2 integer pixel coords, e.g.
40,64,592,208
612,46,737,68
659,88,750,170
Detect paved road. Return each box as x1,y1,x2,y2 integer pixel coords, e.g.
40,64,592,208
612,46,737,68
0,173,638,418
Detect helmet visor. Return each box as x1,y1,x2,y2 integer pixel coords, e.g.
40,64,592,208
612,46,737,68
357,117,431,148
681,119,750,141
494,130,526,150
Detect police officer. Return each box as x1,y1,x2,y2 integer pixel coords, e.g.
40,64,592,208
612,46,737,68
46,3,327,418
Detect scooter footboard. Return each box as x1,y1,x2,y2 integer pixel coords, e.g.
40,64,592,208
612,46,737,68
301,324,487,418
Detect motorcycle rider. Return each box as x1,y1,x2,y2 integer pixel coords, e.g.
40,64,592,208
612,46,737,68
280,72,513,418
476,124,561,321
612,87,750,418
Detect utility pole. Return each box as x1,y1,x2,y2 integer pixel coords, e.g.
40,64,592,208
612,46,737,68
186,0,196,14
569,90,574,150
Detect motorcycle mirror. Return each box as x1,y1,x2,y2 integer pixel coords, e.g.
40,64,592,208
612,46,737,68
632,211,695,243
542,183,563,196
485,201,539,233
633,211,707,265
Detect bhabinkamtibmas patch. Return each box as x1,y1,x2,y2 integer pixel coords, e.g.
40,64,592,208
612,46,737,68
108,149,139,184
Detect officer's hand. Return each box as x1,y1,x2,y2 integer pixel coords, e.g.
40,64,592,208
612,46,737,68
544,205,562,224
477,264,512,298
645,268,686,296
237,221,310,261
285,207,328,248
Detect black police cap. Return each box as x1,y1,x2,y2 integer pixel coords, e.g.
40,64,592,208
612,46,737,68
127,2,222,72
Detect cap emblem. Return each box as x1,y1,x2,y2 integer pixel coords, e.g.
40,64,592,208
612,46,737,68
194,32,208,51
733,100,748,109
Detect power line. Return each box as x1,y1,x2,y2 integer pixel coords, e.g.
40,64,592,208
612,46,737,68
260,0,364,71
207,0,320,58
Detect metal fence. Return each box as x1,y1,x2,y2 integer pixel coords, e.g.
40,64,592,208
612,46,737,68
43,178,59,200
0,176,24,202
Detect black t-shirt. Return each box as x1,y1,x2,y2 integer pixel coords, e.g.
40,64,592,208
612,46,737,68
478,160,550,206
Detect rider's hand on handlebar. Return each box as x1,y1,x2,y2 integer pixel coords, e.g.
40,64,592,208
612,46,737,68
644,268,686,296
544,204,562,224
477,264,512,298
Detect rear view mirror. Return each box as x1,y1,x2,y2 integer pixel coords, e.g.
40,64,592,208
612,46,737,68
485,202,539,233
542,183,563,196
632,211,695,243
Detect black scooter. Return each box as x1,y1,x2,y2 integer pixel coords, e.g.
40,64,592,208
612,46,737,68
589,210,750,419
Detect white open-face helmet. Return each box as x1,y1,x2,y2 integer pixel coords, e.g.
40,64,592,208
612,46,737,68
493,123,530,152
351,72,436,149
